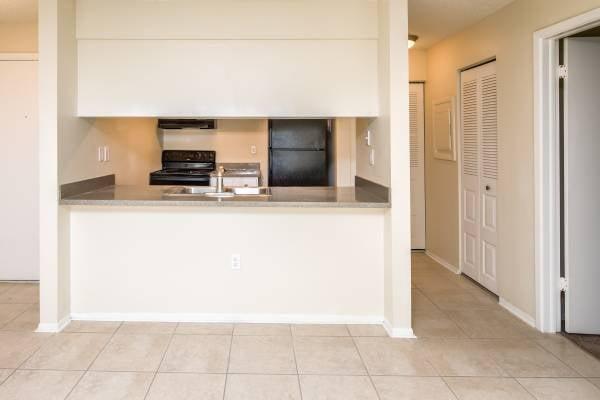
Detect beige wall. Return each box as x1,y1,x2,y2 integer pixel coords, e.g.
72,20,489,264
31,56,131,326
60,118,162,186
333,118,357,187
409,49,427,82
161,119,269,185
0,23,38,52
424,0,600,317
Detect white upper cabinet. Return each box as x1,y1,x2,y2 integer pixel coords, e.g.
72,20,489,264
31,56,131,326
76,0,379,117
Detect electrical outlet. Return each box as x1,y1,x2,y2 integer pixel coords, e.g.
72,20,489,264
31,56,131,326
369,149,375,166
231,254,241,270
365,130,372,146
250,145,257,155
103,146,110,162
98,147,104,162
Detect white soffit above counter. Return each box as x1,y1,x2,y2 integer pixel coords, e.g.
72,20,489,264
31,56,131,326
76,0,378,40
77,39,378,117
76,0,380,117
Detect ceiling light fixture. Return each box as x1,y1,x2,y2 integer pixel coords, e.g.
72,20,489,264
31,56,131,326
408,34,419,49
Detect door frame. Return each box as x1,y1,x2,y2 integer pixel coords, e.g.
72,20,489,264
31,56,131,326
533,8,600,333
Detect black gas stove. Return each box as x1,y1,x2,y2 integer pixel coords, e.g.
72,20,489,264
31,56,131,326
149,150,216,186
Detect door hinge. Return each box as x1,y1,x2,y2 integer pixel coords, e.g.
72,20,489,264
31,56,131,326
558,65,568,79
559,277,568,292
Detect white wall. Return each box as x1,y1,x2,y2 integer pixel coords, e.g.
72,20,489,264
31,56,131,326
39,0,68,331
379,0,412,336
423,0,600,318
70,207,385,322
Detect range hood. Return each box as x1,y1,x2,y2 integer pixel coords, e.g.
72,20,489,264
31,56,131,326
158,119,217,130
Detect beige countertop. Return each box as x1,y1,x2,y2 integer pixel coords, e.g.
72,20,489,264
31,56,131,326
60,185,390,208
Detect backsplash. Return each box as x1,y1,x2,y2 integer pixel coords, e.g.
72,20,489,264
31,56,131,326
161,119,269,185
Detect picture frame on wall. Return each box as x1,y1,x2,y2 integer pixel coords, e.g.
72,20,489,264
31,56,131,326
433,96,457,161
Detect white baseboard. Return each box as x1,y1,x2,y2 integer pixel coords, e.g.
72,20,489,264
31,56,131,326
499,297,536,328
424,251,459,274
37,315,71,333
70,313,384,326
383,320,416,338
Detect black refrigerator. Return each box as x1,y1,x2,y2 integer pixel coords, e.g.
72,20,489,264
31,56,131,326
269,119,330,187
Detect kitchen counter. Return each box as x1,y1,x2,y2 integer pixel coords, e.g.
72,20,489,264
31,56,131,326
60,185,390,208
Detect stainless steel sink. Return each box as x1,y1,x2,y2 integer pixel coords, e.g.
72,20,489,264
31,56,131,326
163,186,271,198
232,187,272,196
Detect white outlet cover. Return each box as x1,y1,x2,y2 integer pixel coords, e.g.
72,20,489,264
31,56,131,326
231,254,241,270
250,145,257,155
98,147,104,162
104,146,110,162
369,149,375,166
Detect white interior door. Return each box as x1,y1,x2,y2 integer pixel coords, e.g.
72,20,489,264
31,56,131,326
0,59,39,281
410,83,425,250
563,37,600,334
460,61,498,294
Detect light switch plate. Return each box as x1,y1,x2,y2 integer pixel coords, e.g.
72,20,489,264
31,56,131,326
250,145,257,155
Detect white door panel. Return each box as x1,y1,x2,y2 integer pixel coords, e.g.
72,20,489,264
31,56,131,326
0,60,39,280
410,83,425,249
461,67,481,283
564,37,600,334
461,61,498,293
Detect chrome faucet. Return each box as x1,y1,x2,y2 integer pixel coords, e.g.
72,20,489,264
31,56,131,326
215,165,225,193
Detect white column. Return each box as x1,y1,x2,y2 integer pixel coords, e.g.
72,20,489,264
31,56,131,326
38,0,73,332
381,0,413,337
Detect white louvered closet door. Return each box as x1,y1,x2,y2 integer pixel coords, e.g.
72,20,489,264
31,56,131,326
460,61,498,294
409,83,425,249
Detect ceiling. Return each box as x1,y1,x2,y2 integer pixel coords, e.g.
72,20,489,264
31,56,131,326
408,0,515,49
0,0,517,44
0,0,37,24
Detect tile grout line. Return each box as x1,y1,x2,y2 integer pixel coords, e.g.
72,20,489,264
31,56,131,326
440,376,460,400
0,303,36,332
514,377,541,399
290,332,304,400
63,321,123,400
222,330,235,400
142,323,177,400
350,336,382,400
414,286,472,339
530,340,583,378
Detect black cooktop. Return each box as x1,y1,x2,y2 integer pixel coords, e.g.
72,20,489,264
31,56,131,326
150,150,216,186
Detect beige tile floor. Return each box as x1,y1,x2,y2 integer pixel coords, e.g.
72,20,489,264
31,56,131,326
0,254,599,399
